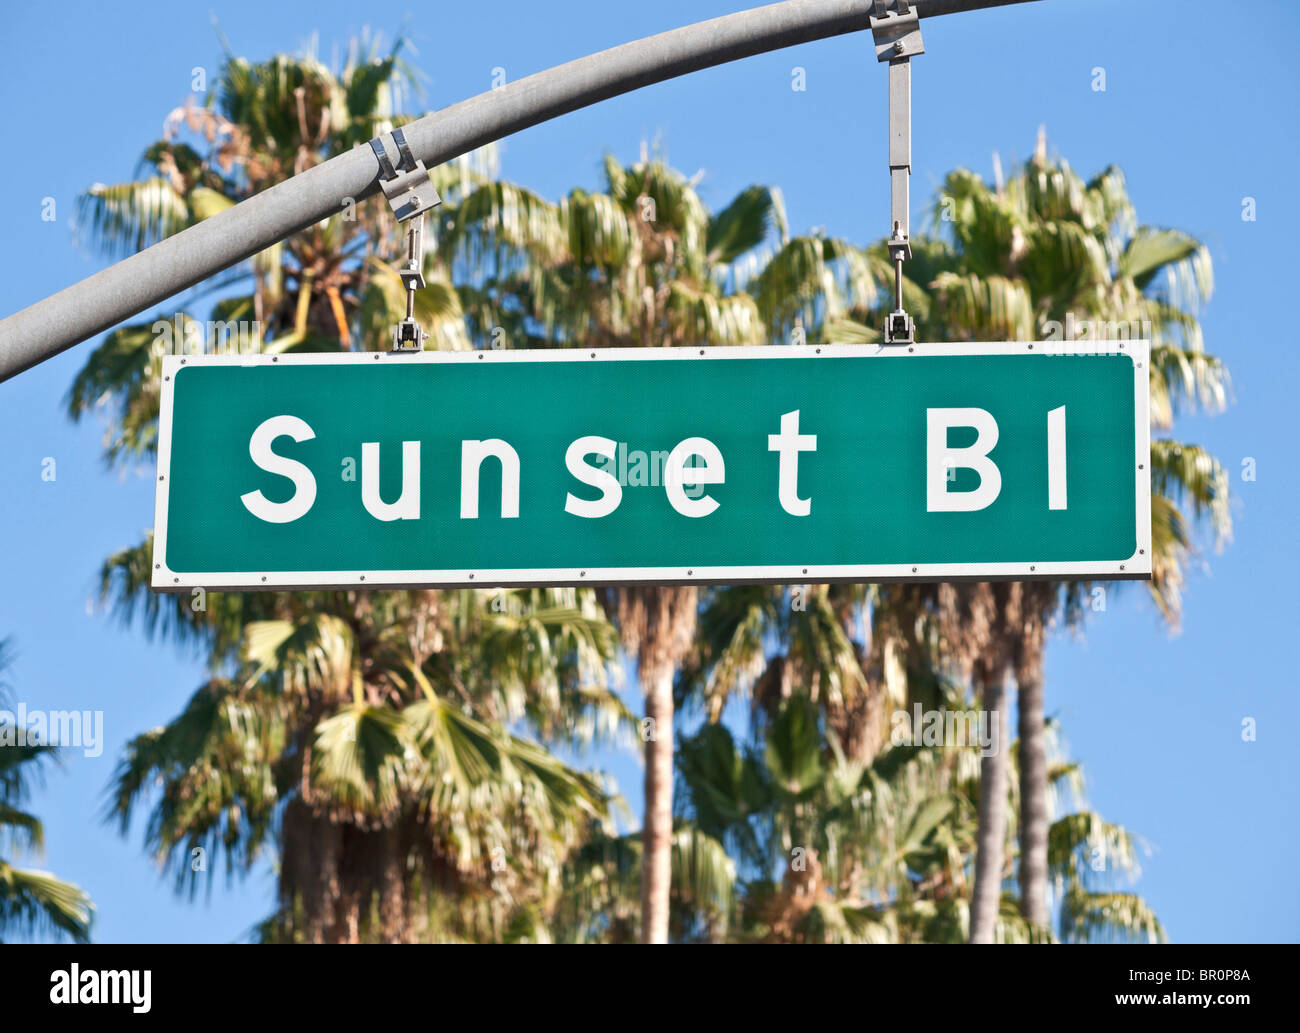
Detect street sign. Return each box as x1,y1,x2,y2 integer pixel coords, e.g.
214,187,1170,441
151,342,1150,591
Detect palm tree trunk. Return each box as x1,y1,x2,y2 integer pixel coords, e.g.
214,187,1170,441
612,584,698,945
1016,633,1050,930
640,658,674,944
969,661,1010,944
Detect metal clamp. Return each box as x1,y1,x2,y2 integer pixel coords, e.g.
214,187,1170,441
871,1,924,345
869,0,925,61
369,127,442,352
370,127,441,222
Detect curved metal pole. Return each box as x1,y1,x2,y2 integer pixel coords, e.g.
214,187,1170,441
0,0,1042,382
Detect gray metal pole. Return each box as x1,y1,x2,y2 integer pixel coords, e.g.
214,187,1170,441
0,0,1043,382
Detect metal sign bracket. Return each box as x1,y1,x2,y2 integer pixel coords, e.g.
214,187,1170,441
870,1,924,345
369,127,442,352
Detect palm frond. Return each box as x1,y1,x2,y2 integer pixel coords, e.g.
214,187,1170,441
1061,888,1166,944
707,184,789,263
78,177,190,257
0,862,93,942
1120,227,1203,291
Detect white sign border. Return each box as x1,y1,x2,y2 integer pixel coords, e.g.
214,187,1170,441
152,341,1152,591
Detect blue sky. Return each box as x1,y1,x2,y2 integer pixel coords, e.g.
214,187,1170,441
0,0,1295,943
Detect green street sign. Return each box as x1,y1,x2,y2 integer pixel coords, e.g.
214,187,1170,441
152,343,1150,591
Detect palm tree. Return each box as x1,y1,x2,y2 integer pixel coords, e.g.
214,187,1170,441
69,40,632,942
671,672,1161,943
436,149,788,942
69,35,475,459
914,133,1230,938
687,138,1216,940
0,639,94,942
107,589,625,941
691,581,1012,942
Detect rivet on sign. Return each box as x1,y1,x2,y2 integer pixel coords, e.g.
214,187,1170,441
580,571,585,577
687,570,693,576
272,356,278,362
1138,464,1144,470
159,475,164,481
1028,344,1034,350
374,354,380,360
261,576,267,582
699,350,704,356
478,354,484,360
180,358,186,364
816,348,821,354
173,578,179,584
1030,565,1036,571
1120,564,1126,571
1140,549,1145,555
590,352,596,358
165,375,170,381
908,347,914,353
469,574,475,579
912,567,918,573
155,563,160,569
361,575,366,581
802,569,808,575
